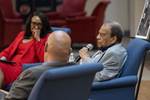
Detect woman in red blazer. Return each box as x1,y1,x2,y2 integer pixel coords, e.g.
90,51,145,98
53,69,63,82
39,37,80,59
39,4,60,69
0,11,52,88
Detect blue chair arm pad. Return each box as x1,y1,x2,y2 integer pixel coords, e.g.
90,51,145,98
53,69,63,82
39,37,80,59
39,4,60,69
22,62,43,72
91,75,138,90
51,27,71,35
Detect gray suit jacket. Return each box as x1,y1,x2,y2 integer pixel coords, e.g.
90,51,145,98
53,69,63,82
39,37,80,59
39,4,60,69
82,43,127,82
0,62,77,100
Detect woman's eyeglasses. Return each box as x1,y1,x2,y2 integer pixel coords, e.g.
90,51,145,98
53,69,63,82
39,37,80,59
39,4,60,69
31,22,43,28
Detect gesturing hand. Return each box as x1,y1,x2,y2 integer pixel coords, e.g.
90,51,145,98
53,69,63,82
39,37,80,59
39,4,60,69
32,29,41,41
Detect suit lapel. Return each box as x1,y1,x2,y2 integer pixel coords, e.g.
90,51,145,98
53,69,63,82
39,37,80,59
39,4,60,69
9,34,24,60
97,51,106,62
92,50,101,58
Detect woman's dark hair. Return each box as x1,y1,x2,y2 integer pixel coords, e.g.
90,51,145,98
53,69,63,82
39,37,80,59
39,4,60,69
24,11,52,39
104,21,124,43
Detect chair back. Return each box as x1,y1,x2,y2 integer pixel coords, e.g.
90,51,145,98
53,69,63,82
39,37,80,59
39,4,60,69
120,38,150,77
28,63,103,100
0,0,23,47
59,0,86,19
51,27,71,34
0,0,14,18
91,1,111,38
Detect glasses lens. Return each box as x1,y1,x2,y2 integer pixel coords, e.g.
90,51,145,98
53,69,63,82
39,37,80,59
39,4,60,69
38,23,43,28
31,22,43,28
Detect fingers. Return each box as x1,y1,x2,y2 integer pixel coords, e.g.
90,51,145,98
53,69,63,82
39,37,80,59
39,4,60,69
32,29,41,41
0,89,9,95
33,29,40,36
79,47,88,54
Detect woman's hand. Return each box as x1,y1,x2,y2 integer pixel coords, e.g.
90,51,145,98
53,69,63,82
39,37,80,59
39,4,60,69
0,89,9,95
32,29,41,42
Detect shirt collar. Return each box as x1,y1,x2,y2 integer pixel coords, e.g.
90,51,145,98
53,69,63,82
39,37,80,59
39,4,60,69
99,43,116,52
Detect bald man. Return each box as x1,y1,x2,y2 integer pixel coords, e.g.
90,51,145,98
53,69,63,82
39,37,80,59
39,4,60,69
0,31,77,100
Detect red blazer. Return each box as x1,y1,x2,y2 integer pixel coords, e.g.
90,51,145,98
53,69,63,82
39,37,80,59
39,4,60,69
0,31,50,65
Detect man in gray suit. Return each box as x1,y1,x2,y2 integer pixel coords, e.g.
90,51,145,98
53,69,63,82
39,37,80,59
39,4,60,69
78,21,127,82
0,31,76,100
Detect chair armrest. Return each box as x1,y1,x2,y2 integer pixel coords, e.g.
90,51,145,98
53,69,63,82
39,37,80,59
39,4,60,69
91,75,138,90
66,16,95,28
51,27,71,34
45,12,60,20
22,62,43,72
68,11,86,18
13,11,22,19
66,16,95,26
67,16,95,22
4,18,23,23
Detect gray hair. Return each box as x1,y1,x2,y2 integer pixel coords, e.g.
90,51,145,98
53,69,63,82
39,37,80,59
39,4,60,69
104,21,124,43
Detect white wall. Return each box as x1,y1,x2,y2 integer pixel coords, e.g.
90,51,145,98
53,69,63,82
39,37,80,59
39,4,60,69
85,0,129,31
105,0,129,30
85,0,103,16
12,0,16,11
130,0,146,37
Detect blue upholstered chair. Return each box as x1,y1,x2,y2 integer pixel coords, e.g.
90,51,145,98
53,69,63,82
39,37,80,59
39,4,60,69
51,27,71,34
26,63,103,100
89,38,150,100
22,62,43,72
4,27,71,91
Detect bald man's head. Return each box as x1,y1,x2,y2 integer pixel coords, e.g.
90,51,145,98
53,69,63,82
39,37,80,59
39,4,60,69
44,31,72,62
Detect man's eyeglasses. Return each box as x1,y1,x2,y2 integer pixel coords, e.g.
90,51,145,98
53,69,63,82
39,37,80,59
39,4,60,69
31,22,43,28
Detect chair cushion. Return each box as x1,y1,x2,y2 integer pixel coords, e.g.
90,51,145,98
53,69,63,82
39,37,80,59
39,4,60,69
49,20,66,27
